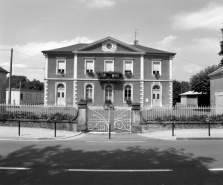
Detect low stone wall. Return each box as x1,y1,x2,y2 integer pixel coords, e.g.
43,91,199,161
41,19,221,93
141,122,223,133
0,121,78,131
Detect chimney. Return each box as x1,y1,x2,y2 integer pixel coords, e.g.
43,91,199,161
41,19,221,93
134,40,138,45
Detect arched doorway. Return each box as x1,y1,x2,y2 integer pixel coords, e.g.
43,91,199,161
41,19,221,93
152,85,161,106
57,84,65,105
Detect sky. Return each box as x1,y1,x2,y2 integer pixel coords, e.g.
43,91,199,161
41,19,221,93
0,0,222,82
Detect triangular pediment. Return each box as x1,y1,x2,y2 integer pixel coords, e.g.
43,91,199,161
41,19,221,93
75,37,145,54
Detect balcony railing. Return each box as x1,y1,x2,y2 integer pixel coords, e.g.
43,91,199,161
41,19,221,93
96,71,123,83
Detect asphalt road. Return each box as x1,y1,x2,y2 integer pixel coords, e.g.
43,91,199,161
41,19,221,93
0,135,223,185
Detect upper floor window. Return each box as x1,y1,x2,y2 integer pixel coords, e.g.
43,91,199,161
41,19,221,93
85,60,95,74
104,60,114,72
123,60,133,74
152,61,161,75
57,59,66,75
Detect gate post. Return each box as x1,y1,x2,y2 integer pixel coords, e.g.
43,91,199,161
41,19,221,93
77,100,87,132
131,103,142,134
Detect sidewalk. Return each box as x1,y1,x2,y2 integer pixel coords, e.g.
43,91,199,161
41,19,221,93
0,126,223,141
0,126,81,141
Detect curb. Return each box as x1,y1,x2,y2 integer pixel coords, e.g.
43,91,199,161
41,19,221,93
0,132,82,141
176,137,223,140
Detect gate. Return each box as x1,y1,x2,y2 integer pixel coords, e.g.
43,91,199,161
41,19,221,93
87,107,131,132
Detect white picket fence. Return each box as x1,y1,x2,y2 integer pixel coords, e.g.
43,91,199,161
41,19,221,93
141,106,223,121
0,103,78,117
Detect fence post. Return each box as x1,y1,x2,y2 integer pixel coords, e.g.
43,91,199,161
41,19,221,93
208,122,211,136
172,122,175,137
131,103,141,134
77,100,87,132
54,122,56,137
18,121,20,136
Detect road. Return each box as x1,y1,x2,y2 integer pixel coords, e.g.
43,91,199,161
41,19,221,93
0,134,223,185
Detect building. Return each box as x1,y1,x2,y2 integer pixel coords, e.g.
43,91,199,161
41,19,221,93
209,66,223,107
179,91,209,107
6,88,44,105
0,67,9,103
42,37,176,107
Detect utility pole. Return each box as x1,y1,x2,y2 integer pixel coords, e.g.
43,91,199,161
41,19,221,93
8,48,13,104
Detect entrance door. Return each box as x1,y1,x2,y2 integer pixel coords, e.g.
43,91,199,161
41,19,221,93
152,85,161,106
57,84,65,105
215,93,223,114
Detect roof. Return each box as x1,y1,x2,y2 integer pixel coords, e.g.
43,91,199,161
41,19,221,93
0,67,9,74
42,37,176,56
42,43,88,53
131,44,176,55
179,91,201,96
209,66,223,77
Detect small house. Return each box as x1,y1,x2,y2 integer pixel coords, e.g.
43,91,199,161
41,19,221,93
0,67,9,103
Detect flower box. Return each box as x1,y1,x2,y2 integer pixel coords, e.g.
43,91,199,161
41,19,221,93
131,103,141,110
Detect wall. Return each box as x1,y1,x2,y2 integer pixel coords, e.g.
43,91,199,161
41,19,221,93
0,72,7,103
210,75,223,106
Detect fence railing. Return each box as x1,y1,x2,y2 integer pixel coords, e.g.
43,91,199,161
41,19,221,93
141,106,223,122
0,103,78,118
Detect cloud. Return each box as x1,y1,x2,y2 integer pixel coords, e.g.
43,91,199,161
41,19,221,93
157,36,178,49
0,37,94,81
173,2,223,31
183,64,203,73
79,0,116,9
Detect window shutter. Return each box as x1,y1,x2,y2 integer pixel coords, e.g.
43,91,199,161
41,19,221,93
105,61,113,71
125,61,132,71
58,61,65,69
153,62,160,71
86,61,94,70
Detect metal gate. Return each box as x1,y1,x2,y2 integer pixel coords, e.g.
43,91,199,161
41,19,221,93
87,107,131,132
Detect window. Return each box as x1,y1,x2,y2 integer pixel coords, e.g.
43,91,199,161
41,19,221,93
104,60,114,72
124,85,132,101
86,84,93,99
57,59,66,74
152,61,161,75
124,60,133,73
105,85,113,101
85,60,94,74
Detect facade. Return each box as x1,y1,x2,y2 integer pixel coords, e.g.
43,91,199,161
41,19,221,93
0,67,9,103
179,91,209,106
6,88,44,105
209,66,223,106
42,37,176,107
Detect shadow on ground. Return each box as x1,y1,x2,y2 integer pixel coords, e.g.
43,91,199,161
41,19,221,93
0,145,222,185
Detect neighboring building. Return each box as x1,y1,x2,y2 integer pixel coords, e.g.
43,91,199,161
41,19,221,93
42,37,176,107
0,67,9,103
209,66,223,107
179,91,209,107
6,88,44,105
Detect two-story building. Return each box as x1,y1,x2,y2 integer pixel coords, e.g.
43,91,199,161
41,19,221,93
42,37,176,108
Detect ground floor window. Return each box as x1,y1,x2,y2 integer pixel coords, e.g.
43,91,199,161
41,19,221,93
124,85,132,101
86,84,93,101
105,84,113,102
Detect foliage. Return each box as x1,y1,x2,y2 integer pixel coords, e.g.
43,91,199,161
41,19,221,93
125,71,133,78
173,80,191,104
6,75,44,91
104,100,112,105
125,98,132,105
96,71,123,80
154,72,160,79
219,29,223,66
0,112,76,122
190,65,220,94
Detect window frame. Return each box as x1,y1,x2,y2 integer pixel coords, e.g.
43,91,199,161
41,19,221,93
85,59,95,74
152,60,161,75
84,83,94,102
56,58,66,75
104,60,114,72
123,60,133,74
123,84,133,103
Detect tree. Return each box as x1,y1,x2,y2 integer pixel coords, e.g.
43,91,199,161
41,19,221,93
219,28,223,66
6,75,44,91
190,65,220,94
173,80,191,104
